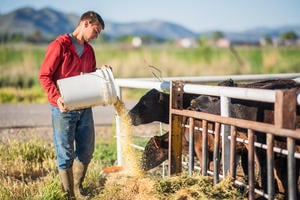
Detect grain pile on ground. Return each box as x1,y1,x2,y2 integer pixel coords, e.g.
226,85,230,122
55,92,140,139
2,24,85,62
98,173,244,200
98,174,157,200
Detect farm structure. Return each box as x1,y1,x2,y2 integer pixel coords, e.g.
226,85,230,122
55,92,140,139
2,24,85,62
114,73,300,200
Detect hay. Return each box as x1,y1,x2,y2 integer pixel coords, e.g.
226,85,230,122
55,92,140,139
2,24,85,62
98,173,244,200
98,173,157,200
155,175,243,200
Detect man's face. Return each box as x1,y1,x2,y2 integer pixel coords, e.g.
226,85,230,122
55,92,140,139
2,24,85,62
84,21,102,42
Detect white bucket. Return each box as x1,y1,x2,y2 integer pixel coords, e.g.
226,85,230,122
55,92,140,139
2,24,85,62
57,67,118,110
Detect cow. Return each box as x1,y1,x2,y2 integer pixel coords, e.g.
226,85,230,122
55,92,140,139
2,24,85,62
188,87,300,198
129,79,237,126
142,117,249,174
129,78,300,198
129,88,198,125
130,80,254,176
141,96,254,181
129,78,300,125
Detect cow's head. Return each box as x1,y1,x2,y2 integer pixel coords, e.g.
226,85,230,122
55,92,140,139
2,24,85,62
190,95,221,114
129,89,170,126
141,133,169,171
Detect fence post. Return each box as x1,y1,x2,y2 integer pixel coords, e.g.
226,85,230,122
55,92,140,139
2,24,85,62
213,122,221,185
188,117,195,175
275,89,297,200
248,129,255,200
168,81,184,175
115,86,123,166
220,96,231,176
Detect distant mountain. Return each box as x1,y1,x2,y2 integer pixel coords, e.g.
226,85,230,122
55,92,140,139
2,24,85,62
226,25,300,43
0,7,198,40
105,20,198,39
0,7,300,42
0,7,78,37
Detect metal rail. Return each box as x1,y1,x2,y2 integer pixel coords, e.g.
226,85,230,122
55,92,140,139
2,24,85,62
169,83,299,200
114,73,300,199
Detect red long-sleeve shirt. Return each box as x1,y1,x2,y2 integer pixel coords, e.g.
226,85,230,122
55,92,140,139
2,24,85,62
39,34,97,107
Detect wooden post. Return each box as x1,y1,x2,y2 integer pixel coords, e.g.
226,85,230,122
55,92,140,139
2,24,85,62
229,125,237,179
168,81,184,175
274,89,297,200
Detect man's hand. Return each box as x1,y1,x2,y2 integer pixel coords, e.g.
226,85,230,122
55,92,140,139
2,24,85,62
102,64,112,72
57,96,69,113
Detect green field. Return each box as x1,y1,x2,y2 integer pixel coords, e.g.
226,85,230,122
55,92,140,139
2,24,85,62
1,43,300,103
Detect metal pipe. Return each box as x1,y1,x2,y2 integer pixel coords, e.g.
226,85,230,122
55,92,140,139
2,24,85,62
115,78,300,105
188,117,194,176
202,120,208,176
115,85,123,166
115,73,300,83
248,129,255,200
116,78,276,103
184,84,275,103
287,137,296,200
229,136,300,158
267,133,274,200
220,96,231,176
115,115,122,165
213,122,221,185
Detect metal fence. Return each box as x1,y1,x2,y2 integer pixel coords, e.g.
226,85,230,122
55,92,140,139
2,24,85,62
114,73,300,200
168,81,299,200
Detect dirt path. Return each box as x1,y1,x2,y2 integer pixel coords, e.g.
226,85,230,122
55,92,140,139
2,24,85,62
0,102,137,128
0,102,165,143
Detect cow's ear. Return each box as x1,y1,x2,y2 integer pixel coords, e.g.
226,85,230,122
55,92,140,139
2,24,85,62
152,136,160,149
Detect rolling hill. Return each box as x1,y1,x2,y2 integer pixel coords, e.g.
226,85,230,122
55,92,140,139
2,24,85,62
0,6,299,42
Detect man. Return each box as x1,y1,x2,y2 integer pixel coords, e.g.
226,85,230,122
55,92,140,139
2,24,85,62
39,11,105,199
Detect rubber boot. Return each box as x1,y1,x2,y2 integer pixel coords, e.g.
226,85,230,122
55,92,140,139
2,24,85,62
58,168,75,200
73,160,89,199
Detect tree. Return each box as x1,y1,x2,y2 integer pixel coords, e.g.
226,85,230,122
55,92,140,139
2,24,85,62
263,35,272,45
212,31,224,41
26,31,44,43
280,31,298,41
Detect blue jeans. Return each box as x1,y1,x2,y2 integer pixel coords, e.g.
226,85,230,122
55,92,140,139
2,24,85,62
51,106,95,169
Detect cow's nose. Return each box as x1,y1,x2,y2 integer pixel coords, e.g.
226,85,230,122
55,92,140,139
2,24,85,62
128,111,138,125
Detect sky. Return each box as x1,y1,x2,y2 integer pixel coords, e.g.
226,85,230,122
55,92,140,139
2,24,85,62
1,0,300,32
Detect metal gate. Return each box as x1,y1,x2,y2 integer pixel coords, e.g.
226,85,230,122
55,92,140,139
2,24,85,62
168,81,300,200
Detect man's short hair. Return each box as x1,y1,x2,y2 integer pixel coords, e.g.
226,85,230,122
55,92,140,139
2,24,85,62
79,11,105,30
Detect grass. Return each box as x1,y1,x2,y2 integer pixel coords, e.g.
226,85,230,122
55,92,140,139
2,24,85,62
0,127,117,199
0,127,246,200
0,43,300,103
